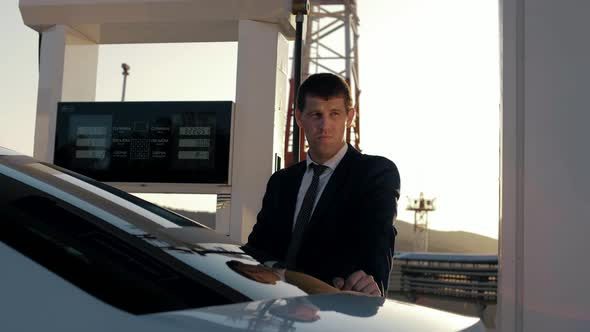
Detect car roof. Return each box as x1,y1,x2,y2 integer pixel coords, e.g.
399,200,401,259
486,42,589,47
0,154,218,245
150,293,484,332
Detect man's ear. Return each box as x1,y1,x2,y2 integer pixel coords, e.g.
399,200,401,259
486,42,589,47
346,107,356,128
295,109,303,127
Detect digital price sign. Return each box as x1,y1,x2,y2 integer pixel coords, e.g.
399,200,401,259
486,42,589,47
54,101,232,184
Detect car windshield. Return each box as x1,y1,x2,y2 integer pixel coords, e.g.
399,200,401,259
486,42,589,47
0,155,329,315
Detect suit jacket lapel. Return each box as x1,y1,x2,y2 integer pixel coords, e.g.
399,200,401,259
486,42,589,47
283,161,307,236
304,145,360,231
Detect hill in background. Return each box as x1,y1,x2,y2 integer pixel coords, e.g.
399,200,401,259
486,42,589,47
393,219,498,254
168,208,498,254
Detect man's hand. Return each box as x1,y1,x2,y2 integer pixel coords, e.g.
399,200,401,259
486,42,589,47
332,270,381,297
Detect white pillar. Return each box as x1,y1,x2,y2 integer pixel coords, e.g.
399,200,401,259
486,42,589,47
500,1,590,331
34,25,98,162
215,193,231,236
230,20,289,243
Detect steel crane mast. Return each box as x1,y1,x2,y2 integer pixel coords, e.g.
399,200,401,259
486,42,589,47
285,0,361,166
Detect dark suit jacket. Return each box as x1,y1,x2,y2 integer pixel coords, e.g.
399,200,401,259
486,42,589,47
246,144,400,294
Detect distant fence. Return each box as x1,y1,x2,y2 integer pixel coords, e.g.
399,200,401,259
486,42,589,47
389,252,498,304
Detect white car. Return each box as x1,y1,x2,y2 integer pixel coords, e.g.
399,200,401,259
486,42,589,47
0,147,485,331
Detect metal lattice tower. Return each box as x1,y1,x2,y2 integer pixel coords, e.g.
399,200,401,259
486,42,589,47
284,0,361,166
406,192,437,252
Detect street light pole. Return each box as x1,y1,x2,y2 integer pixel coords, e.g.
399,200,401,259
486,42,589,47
291,0,310,163
121,63,130,101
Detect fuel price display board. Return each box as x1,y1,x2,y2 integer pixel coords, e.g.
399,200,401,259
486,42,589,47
54,101,232,184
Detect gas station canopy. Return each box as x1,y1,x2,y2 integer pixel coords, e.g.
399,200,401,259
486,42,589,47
19,0,296,43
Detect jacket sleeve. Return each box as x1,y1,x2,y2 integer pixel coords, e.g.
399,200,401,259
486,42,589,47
244,172,281,261
356,157,400,294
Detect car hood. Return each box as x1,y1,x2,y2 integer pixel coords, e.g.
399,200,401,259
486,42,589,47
147,293,485,332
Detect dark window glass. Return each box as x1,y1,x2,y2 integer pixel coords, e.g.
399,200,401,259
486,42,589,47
44,162,204,228
0,174,240,314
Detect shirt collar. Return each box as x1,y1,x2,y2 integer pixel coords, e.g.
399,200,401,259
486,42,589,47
306,143,348,171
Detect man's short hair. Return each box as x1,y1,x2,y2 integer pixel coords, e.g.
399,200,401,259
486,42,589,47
296,73,353,112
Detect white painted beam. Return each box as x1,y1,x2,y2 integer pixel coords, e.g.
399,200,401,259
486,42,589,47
19,0,296,43
230,20,288,243
34,25,98,162
500,0,590,330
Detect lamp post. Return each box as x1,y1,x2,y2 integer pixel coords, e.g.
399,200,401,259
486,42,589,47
121,63,130,101
291,0,310,163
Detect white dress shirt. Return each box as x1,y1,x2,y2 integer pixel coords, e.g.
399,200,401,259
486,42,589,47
292,143,348,231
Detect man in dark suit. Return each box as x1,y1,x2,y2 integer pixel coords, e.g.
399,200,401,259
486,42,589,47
246,73,400,296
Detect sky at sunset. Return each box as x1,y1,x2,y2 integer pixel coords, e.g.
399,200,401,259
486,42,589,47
0,0,500,239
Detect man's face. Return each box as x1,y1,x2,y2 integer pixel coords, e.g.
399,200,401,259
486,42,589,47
295,95,355,163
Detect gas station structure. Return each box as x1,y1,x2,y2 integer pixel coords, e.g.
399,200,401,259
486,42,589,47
18,0,590,330
20,0,295,245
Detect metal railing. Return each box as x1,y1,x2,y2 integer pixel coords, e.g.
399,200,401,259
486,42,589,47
389,252,498,303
